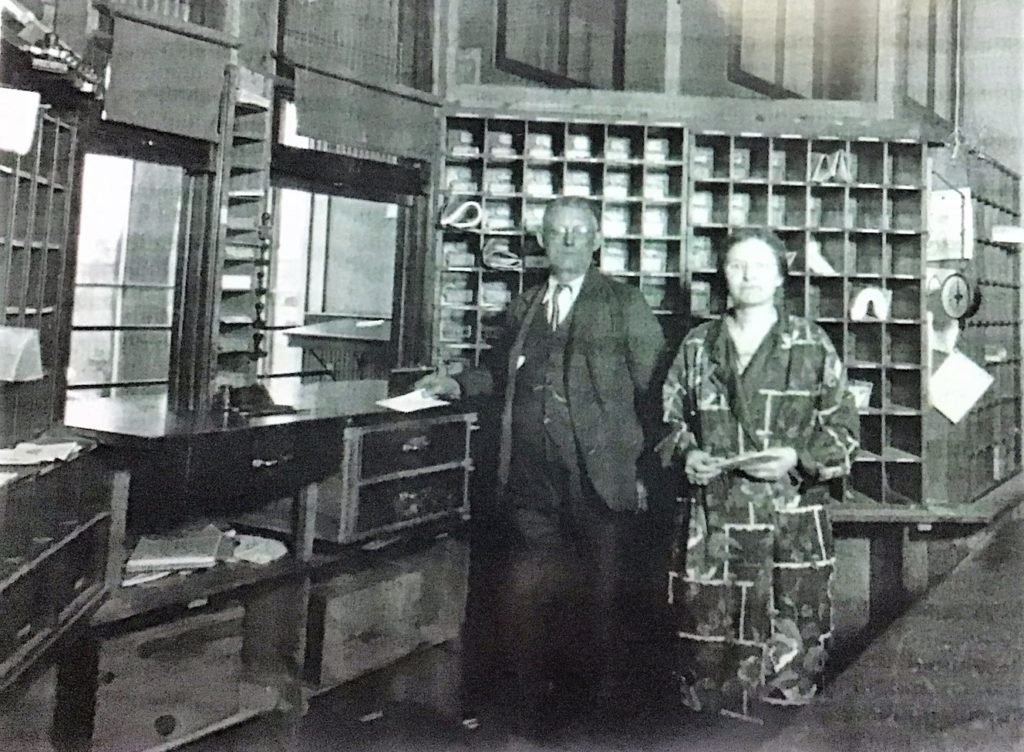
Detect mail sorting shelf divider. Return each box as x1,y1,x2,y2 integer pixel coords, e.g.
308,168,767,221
688,132,929,507
436,113,945,508
939,148,1023,503
437,115,692,370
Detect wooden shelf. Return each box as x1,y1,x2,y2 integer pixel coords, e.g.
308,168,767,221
437,116,953,510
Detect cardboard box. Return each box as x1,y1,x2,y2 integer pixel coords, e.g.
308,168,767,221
305,538,469,692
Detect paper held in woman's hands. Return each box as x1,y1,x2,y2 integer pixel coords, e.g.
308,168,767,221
713,450,779,471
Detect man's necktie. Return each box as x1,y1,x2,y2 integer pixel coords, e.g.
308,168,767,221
551,284,570,330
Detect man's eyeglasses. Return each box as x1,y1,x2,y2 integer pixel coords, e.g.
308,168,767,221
542,225,595,245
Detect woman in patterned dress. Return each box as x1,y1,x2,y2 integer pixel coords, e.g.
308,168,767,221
661,228,859,722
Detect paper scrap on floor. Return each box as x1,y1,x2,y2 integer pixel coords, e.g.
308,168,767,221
376,388,449,413
228,534,288,565
929,350,993,424
0,441,84,465
0,472,18,487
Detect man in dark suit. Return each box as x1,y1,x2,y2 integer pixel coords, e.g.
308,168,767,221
420,196,667,735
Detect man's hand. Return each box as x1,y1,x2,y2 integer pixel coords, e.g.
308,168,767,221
413,372,462,399
742,447,798,481
685,450,722,486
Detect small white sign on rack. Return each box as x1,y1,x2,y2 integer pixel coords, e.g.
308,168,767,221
0,87,40,155
927,188,974,261
991,225,1024,245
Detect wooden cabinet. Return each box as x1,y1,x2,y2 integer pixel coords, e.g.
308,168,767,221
0,450,124,695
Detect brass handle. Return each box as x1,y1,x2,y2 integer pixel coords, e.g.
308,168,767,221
251,454,293,469
401,436,430,452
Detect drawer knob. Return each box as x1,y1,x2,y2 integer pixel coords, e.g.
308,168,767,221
401,436,430,452
252,454,293,469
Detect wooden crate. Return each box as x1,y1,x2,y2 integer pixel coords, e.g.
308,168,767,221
92,605,244,752
304,536,468,692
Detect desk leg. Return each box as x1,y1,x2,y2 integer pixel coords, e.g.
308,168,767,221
104,470,130,587
291,480,318,564
51,635,100,752
241,481,318,747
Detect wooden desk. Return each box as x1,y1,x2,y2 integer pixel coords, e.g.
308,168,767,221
55,380,476,752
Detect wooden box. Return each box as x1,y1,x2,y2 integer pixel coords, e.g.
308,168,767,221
304,536,468,692
91,605,244,752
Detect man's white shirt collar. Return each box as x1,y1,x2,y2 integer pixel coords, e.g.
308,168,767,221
542,273,586,303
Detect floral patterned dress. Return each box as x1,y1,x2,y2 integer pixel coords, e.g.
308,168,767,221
661,314,859,721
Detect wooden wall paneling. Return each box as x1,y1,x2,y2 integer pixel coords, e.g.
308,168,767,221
104,18,232,142
293,68,440,161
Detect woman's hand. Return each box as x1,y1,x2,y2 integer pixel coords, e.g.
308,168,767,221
685,450,723,486
742,447,798,481
413,373,461,399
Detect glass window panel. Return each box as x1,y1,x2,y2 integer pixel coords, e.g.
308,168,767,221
73,287,174,327
71,287,117,327
68,330,172,387
933,0,954,119
123,161,183,286
70,154,183,394
567,0,615,89
322,196,397,318
115,331,172,382
68,330,116,386
75,155,134,285
122,288,175,326
507,0,563,74
739,0,778,86
906,0,931,107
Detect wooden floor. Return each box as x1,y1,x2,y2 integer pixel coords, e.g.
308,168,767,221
759,506,1024,752
187,503,1024,752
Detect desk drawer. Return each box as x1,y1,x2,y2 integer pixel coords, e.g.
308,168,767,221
0,559,52,672
354,469,467,538
358,419,469,479
49,515,108,622
181,426,342,510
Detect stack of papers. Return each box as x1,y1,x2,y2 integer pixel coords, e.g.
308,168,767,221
0,441,84,465
375,389,450,413
125,524,226,575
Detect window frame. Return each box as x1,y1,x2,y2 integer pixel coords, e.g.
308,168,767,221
495,0,627,89
65,122,212,399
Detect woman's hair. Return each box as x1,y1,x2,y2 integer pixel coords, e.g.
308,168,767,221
717,227,790,279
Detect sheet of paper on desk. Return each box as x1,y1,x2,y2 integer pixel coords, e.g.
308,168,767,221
0,441,84,465
376,389,450,413
929,350,993,424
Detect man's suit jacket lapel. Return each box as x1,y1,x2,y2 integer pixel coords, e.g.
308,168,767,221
497,285,546,488
565,267,602,355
